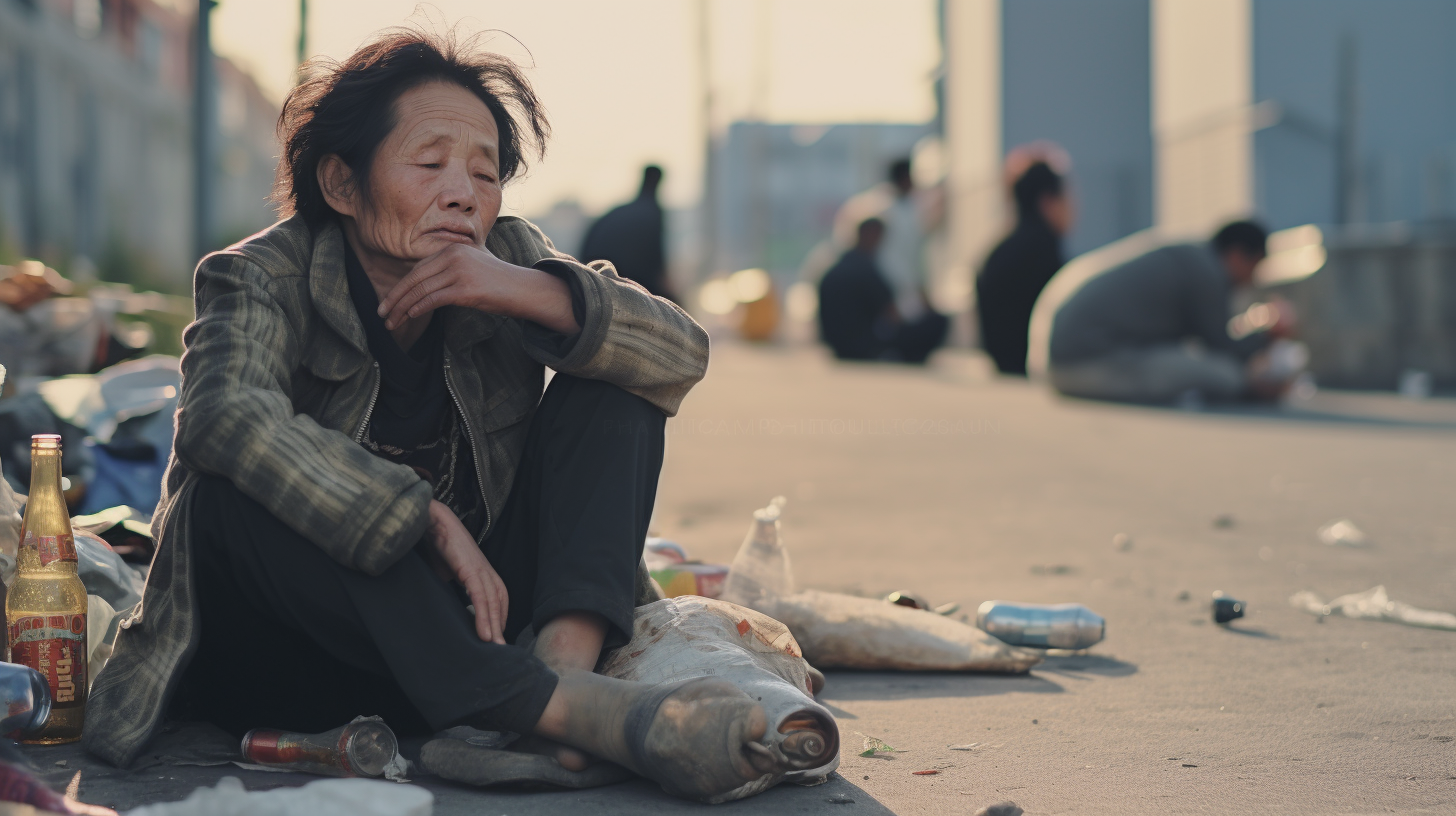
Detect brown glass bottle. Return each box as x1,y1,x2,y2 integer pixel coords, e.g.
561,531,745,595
6,434,87,744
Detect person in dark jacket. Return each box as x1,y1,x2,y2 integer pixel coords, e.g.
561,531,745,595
819,219,947,364
1047,220,1293,403
83,30,764,804
976,161,1072,375
580,166,673,301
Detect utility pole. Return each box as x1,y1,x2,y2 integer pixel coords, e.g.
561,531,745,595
296,0,309,79
1333,34,1360,225
697,0,716,282
193,0,217,262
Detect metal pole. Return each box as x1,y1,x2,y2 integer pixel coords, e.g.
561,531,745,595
1334,34,1359,225
296,0,309,79
698,0,716,282
193,0,217,262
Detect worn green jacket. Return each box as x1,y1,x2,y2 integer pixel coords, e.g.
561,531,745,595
83,215,709,767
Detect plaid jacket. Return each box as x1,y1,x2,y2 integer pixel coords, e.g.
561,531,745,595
83,215,709,767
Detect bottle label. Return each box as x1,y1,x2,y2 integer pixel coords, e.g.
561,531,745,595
8,614,86,707
22,532,76,567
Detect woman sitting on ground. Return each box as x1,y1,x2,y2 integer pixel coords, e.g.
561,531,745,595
85,29,766,800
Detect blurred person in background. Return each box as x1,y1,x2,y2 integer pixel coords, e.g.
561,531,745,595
818,218,947,364
1047,220,1296,404
878,158,932,320
81,30,776,803
976,161,1072,376
579,165,674,302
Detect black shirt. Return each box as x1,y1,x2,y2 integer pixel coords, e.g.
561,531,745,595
976,213,1064,376
817,248,895,361
579,195,670,300
344,244,485,539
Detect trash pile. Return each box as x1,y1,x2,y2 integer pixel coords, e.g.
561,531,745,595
714,497,1055,672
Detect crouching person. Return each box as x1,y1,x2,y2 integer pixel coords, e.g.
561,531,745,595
1046,221,1296,405
84,29,768,801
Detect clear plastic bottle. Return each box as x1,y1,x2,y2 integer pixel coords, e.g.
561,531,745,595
720,497,794,609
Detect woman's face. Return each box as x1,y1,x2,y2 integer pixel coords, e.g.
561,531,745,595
331,81,503,262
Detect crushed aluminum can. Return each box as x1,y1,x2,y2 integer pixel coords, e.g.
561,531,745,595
1211,591,1246,624
241,717,400,778
975,601,1106,650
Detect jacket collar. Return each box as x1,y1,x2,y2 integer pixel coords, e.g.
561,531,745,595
307,220,502,359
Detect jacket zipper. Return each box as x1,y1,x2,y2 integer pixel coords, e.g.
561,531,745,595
354,362,381,442
443,351,492,542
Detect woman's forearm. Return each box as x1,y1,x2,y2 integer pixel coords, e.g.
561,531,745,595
484,263,581,336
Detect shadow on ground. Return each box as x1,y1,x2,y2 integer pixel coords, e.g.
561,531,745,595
23,741,901,815
1034,653,1140,679
1059,391,1456,432
820,671,1065,702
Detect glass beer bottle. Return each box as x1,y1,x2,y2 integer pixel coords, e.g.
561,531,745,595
6,434,87,743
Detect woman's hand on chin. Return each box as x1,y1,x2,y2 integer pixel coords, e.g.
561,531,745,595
378,242,580,336
425,499,509,645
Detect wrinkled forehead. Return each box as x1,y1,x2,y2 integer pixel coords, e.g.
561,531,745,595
389,81,499,160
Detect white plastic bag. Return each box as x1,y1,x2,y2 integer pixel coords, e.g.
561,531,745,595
123,776,432,816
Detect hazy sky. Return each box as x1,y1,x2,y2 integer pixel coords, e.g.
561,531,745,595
211,0,940,217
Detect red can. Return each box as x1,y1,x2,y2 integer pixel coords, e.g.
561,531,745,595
241,719,399,778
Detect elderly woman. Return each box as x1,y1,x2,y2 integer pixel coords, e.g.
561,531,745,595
85,31,763,800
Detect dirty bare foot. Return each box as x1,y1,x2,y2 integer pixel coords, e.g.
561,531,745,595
535,672,772,802
512,734,593,772
622,678,772,802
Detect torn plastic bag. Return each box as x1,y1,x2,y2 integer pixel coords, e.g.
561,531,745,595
73,531,144,611
72,505,155,564
0,458,21,587
599,595,841,800
720,499,1042,673
123,776,432,816
1290,585,1456,632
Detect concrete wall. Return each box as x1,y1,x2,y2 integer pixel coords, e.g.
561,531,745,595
1002,0,1153,258
1152,0,1252,237
1252,0,1456,230
711,121,928,279
941,0,1001,312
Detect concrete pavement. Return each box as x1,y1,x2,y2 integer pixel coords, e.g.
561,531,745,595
30,343,1456,814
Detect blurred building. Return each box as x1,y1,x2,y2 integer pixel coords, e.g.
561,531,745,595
708,121,931,281
0,0,279,287
944,0,1456,282
943,0,1154,294
1157,0,1456,235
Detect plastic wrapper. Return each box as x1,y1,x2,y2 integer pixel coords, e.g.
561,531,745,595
650,562,729,599
124,776,432,816
599,595,840,800
74,531,144,612
719,499,1042,673
1290,585,1456,632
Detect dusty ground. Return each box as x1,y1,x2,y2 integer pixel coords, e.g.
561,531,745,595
24,342,1456,814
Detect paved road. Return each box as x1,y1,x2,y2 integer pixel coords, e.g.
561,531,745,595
31,344,1456,814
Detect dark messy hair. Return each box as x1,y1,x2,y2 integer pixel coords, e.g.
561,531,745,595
1211,220,1268,258
1013,161,1064,216
274,28,550,225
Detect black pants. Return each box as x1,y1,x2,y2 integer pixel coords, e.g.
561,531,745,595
172,374,666,738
